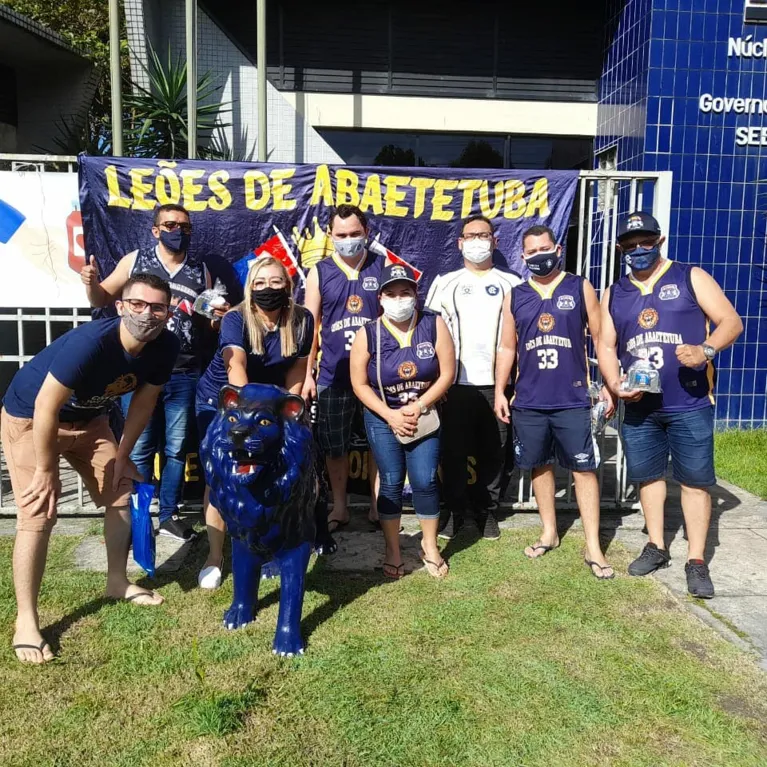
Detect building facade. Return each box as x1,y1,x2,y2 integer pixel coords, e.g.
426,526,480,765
122,0,765,426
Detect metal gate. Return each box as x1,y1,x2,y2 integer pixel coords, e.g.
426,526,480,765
0,158,672,511
504,170,672,510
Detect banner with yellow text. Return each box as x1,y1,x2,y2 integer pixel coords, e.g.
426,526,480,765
79,157,579,289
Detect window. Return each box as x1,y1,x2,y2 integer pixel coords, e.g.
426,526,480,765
318,129,593,170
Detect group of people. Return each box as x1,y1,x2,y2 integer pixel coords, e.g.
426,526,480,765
2,201,742,665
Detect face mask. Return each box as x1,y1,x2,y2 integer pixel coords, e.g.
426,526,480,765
525,250,561,277
381,295,416,323
333,237,365,259
462,239,493,264
159,228,191,254
252,287,289,312
623,245,661,272
121,309,165,342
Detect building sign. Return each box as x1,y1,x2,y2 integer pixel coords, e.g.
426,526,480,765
697,3,767,146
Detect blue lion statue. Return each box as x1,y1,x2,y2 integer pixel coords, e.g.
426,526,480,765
200,383,317,656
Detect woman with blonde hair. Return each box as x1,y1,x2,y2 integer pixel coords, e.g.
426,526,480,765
195,256,314,588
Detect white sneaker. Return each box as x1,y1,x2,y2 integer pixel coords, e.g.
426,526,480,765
198,564,222,590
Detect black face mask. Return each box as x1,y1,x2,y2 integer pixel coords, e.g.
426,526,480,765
252,287,289,312
525,250,560,277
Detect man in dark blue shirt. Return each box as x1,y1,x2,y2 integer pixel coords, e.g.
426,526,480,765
2,273,180,664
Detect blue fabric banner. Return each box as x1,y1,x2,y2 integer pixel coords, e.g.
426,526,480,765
79,156,579,291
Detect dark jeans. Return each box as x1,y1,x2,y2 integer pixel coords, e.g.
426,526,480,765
122,371,198,523
441,384,510,516
363,408,440,521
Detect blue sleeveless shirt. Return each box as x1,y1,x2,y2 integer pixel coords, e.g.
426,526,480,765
316,252,385,389
511,272,590,410
609,261,713,413
364,311,441,409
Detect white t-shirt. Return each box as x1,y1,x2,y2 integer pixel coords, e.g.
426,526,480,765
425,266,522,386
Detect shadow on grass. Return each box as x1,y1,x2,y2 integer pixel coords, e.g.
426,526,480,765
43,596,113,654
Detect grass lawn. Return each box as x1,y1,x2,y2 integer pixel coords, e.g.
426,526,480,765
1,531,767,767
715,429,767,500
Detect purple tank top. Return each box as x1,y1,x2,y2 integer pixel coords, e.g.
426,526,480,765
609,261,713,413
511,272,590,410
317,252,385,389
364,312,441,408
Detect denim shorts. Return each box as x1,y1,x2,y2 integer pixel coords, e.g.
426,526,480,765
621,405,715,488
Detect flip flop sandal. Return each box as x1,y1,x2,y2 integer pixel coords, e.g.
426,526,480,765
327,519,349,534
420,552,449,579
12,639,52,662
524,541,559,559
585,559,616,580
123,591,161,603
379,562,406,579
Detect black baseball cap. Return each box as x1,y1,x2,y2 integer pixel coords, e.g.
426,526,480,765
617,211,662,240
378,263,418,292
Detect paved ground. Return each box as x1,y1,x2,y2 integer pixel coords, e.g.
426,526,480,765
1,476,765,667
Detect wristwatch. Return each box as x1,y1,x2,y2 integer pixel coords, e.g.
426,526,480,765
702,344,716,361
419,402,429,415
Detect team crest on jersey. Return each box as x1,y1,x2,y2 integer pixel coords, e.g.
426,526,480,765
537,313,556,333
346,295,364,314
398,361,418,380
557,295,575,311
362,277,379,291
416,342,435,359
659,284,680,301
486,284,500,296
460,284,474,296
638,307,659,329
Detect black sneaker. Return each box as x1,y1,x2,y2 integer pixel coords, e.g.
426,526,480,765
627,542,670,576
685,559,715,599
476,511,501,541
158,514,198,541
438,512,463,540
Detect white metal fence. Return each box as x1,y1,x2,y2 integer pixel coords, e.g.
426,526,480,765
0,157,672,512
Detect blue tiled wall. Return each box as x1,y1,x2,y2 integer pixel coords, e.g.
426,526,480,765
598,0,767,427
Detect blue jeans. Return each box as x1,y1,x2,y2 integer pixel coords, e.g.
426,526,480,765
122,371,198,522
363,408,440,521
621,405,715,488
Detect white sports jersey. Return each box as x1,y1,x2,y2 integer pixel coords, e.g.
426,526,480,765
426,266,522,386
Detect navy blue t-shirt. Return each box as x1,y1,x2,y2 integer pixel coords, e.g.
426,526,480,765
196,307,313,410
3,318,180,421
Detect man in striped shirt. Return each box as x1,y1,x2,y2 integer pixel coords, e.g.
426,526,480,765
426,215,522,539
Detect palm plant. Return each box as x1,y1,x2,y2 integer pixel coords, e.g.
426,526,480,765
123,45,231,158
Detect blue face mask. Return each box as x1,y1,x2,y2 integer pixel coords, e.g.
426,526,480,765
623,244,661,272
159,228,190,254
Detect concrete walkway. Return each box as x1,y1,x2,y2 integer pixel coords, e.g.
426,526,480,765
1,478,765,665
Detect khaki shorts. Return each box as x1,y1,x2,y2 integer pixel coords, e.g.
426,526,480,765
1,408,133,532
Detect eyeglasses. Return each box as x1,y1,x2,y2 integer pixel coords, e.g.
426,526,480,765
123,298,170,317
462,232,494,241
619,237,658,250
159,221,193,234
253,278,288,290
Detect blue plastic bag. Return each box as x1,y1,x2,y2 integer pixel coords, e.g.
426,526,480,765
130,481,156,577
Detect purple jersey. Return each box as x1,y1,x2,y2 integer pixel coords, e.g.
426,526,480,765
609,261,713,413
364,312,441,408
511,272,590,410
317,252,385,389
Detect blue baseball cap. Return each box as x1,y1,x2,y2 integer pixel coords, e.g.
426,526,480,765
617,211,662,240
379,263,418,292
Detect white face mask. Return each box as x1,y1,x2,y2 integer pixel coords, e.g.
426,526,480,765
462,238,493,264
380,295,416,323
333,236,365,259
